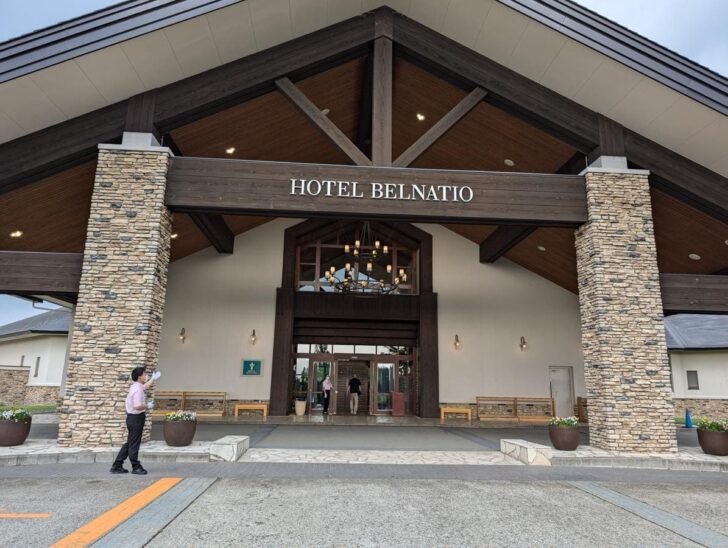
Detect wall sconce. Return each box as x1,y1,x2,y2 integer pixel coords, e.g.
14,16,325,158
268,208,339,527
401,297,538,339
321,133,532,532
454,334,461,351
178,328,186,343
250,329,257,345
519,336,527,352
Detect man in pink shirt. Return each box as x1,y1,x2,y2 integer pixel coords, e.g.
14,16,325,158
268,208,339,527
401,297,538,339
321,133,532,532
111,366,158,475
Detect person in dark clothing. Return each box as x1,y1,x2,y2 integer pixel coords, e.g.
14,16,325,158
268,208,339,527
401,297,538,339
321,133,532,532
110,366,159,475
348,375,362,414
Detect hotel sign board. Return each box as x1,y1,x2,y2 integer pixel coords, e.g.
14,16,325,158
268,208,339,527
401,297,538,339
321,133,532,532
289,179,474,202
165,158,587,225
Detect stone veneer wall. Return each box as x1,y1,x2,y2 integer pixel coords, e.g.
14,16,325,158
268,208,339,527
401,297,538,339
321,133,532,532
24,386,60,405
0,367,31,405
58,147,171,447
674,399,728,419
575,169,676,453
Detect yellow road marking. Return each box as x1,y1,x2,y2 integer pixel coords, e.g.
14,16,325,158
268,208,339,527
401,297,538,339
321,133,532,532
0,513,51,518
51,477,182,548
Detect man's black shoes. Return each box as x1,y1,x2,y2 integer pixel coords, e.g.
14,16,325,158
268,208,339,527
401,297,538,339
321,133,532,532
110,466,129,474
132,466,148,475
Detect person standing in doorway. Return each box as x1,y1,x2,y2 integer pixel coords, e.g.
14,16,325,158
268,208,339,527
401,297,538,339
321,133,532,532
322,375,333,414
110,366,160,475
348,374,362,415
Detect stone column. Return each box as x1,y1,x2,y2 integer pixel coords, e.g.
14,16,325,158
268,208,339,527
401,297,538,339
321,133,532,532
575,166,677,453
58,143,171,447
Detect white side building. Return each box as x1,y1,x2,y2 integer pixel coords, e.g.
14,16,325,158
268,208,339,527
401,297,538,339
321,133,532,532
0,309,71,405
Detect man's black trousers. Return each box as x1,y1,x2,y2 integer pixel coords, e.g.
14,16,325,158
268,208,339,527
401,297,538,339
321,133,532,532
113,412,145,468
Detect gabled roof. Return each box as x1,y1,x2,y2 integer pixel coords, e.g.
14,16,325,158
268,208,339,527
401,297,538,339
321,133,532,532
1,0,725,114
0,309,71,339
500,0,728,115
0,0,240,83
665,314,728,350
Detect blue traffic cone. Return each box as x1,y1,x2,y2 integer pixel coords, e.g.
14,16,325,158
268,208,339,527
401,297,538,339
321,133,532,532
685,407,693,428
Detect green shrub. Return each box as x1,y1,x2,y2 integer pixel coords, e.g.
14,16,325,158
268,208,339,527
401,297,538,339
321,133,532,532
695,417,727,432
165,411,197,422
549,416,579,427
0,408,32,421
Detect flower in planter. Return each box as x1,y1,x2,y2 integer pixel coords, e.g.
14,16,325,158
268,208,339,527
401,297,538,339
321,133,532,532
1,408,32,422
164,410,197,422
694,417,727,432
549,416,579,427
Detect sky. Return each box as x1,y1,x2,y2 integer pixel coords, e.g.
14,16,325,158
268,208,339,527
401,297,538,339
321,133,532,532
0,0,726,325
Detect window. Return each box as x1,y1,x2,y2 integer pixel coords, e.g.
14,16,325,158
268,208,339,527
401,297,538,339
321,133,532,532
686,370,699,390
34,357,40,378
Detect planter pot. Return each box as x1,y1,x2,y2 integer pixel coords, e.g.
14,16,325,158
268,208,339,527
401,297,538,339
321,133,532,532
163,420,197,447
0,418,32,447
548,424,580,451
697,429,728,456
294,400,307,417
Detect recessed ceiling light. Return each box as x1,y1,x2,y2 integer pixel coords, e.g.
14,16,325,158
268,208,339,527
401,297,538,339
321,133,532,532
416,113,426,121
321,108,330,116
170,233,179,240
688,253,701,261
537,245,546,252
504,159,515,167
9,230,23,238
225,147,236,155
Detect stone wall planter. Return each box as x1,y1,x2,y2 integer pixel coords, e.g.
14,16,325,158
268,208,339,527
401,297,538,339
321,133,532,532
0,418,32,447
548,424,580,451
697,429,728,456
163,420,197,447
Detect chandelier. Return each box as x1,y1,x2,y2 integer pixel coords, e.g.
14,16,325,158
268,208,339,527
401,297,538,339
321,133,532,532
323,222,407,294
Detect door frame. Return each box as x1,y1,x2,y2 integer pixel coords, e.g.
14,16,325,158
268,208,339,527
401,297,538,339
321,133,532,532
548,365,575,417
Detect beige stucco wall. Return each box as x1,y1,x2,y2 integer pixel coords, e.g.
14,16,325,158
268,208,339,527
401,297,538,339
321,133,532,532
420,224,584,404
157,218,301,400
670,350,728,399
0,334,66,386
158,220,584,404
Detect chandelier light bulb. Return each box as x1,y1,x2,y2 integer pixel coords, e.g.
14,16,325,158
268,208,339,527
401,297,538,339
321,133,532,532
402,273,407,282
375,240,380,249
399,268,405,277
344,244,350,253
330,266,335,274
366,262,373,272
345,262,351,271
355,240,361,248
387,264,392,273
383,245,389,254
395,277,400,284
353,248,359,256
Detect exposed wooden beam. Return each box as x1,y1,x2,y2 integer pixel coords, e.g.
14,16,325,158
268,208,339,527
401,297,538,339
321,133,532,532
0,251,82,294
356,53,374,157
371,36,393,166
661,274,728,314
597,114,625,157
393,88,487,168
125,90,157,134
627,134,728,223
479,226,536,263
188,212,234,254
165,157,587,225
275,77,371,166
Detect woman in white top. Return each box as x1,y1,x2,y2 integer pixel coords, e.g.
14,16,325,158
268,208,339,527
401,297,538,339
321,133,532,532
322,375,333,414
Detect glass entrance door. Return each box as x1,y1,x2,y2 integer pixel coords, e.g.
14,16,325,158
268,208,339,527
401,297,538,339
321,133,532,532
375,362,394,412
310,360,333,414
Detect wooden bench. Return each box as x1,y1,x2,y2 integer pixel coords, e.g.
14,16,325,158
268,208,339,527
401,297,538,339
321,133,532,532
440,406,472,421
153,390,227,416
476,396,554,423
234,403,269,418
